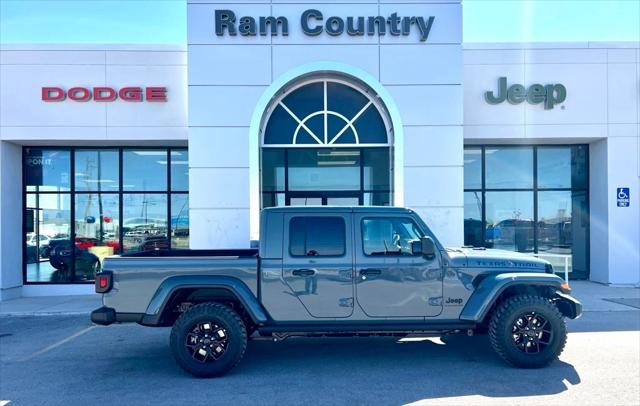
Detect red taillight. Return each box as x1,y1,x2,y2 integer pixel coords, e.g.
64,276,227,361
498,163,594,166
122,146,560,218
95,271,112,293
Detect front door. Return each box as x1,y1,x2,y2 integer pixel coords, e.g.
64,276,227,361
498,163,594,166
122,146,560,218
354,214,443,317
282,212,354,318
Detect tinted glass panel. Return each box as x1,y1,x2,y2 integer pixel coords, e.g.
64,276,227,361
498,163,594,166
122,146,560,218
122,194,168,253
25,193,72,282
353,105,388,144
289,217,345,256
362,217,424,256
363,148,390,191
364,192,391,206
262,193,285,208
261,149,285,192
25,148,70,192
74,150,119,192
171,194,189,249
464,148,482,189
171,150,189,191
288,149,360,191
537,147,571,189
326,82,369,119
485,191,534,252
464,191,483,247
263,104,299,145
571,145,589,190
123,150,167,191
282,82,324,122
485,147,533,189
74,194,119,281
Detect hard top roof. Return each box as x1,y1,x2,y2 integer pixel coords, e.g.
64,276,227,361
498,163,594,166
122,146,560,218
262,206,414,214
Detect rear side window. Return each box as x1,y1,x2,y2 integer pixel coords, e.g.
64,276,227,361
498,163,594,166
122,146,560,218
289,217,345,257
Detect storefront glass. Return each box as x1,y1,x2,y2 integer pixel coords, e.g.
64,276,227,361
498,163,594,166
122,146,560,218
463,145,589,279
24,147,188,284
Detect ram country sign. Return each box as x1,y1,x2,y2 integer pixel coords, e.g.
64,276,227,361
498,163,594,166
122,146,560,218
484,77,566,110
214,9,436,42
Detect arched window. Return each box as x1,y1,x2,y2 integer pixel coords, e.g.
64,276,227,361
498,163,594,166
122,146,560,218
260,76,393,209
263,79,390,146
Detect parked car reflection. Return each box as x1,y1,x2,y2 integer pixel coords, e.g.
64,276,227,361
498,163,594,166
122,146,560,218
48,240,101,282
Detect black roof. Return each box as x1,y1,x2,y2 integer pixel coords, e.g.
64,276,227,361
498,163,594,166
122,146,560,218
262,206,414,214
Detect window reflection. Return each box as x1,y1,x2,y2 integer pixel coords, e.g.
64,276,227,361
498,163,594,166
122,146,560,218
74,150,119,192
463,148,482,189
25,193,72,282
171,194,189,249
123,194,168,253
25,149,70,192
123,149,167,191
485,192,534,252
464,191,483,247
171,150,189,191
288,149,361,191
485,147,533,189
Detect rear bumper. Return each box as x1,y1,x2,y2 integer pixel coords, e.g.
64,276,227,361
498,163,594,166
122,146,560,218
91,306,144,326
91,306,116,325
555,291,583,319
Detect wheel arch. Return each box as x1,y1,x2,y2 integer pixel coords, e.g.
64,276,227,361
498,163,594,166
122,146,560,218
140,275,270,327
460,273,567,323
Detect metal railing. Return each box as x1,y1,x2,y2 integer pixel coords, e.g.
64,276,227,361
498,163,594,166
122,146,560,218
531,253,571,283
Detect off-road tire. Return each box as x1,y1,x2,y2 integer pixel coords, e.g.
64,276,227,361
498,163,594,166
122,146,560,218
170,302,247,378
489,295,567,368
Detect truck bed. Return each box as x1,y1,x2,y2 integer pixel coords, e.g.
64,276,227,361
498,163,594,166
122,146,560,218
121,249,258,258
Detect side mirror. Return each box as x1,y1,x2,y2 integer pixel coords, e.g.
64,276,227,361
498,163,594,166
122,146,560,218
421,236,436,260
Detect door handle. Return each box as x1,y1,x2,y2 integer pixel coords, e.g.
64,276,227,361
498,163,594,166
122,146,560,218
292,269,316,276
360,269,382,276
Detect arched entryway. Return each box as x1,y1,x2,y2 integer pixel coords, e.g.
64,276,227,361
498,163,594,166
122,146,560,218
259,74,394,208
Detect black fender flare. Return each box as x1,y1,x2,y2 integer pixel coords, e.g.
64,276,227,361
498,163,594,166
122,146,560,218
141,275,269,326
459,273,572,323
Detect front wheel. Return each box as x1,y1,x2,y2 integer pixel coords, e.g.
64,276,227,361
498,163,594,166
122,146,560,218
170,303,247,377
489,295,567,368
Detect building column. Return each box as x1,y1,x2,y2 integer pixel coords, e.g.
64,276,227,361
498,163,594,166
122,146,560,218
0,141,23,300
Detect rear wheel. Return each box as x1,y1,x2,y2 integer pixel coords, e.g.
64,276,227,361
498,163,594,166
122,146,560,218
489,295,566,368
170,303,247,377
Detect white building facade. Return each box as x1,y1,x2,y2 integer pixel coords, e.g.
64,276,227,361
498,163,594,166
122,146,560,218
0,0,638,299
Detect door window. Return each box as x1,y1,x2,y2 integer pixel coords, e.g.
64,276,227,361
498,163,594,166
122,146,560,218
289,217,345,257
361,217,424,256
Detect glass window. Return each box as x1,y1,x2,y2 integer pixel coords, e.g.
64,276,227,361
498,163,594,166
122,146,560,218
171,150,189,191
25,148,70,192
485,147,533,189
74,150,119,192
261,149,285,192
289,217,345,257
25,193,72,282
464,148,482,189
537,147,571,189
485,191,534,252
364,192,391,206
171,194,189,249
123,149,167,191
122,194,168,254
262,193,285,208
464,191,483,247
288,149,360,191
363,148,390,191
362,217,424,256
74,194,119,281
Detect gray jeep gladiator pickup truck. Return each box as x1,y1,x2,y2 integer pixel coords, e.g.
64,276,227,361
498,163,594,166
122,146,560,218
91,206,581,377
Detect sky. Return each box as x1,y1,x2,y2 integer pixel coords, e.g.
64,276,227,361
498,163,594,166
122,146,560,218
0,0,639,44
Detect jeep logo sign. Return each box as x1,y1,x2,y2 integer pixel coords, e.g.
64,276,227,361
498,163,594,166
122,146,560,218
485,77,567,110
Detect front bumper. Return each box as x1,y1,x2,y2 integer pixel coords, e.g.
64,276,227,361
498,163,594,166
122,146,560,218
555,291,583,319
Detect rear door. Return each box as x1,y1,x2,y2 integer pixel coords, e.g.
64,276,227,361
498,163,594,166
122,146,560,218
354,213,443,317
282,212,354,318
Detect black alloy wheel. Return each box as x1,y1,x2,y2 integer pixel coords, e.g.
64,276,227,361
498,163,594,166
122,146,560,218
511,312,553,354
170,303,247,377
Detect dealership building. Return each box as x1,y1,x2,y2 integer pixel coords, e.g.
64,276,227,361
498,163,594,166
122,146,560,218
1,0,639,300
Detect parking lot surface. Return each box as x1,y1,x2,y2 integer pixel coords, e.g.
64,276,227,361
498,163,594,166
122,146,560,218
1,310,639,405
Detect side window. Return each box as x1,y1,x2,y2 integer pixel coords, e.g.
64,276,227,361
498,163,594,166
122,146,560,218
362,217,424,256
289,217,345,257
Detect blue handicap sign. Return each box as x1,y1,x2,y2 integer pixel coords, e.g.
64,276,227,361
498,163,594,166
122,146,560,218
617,188,630,207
